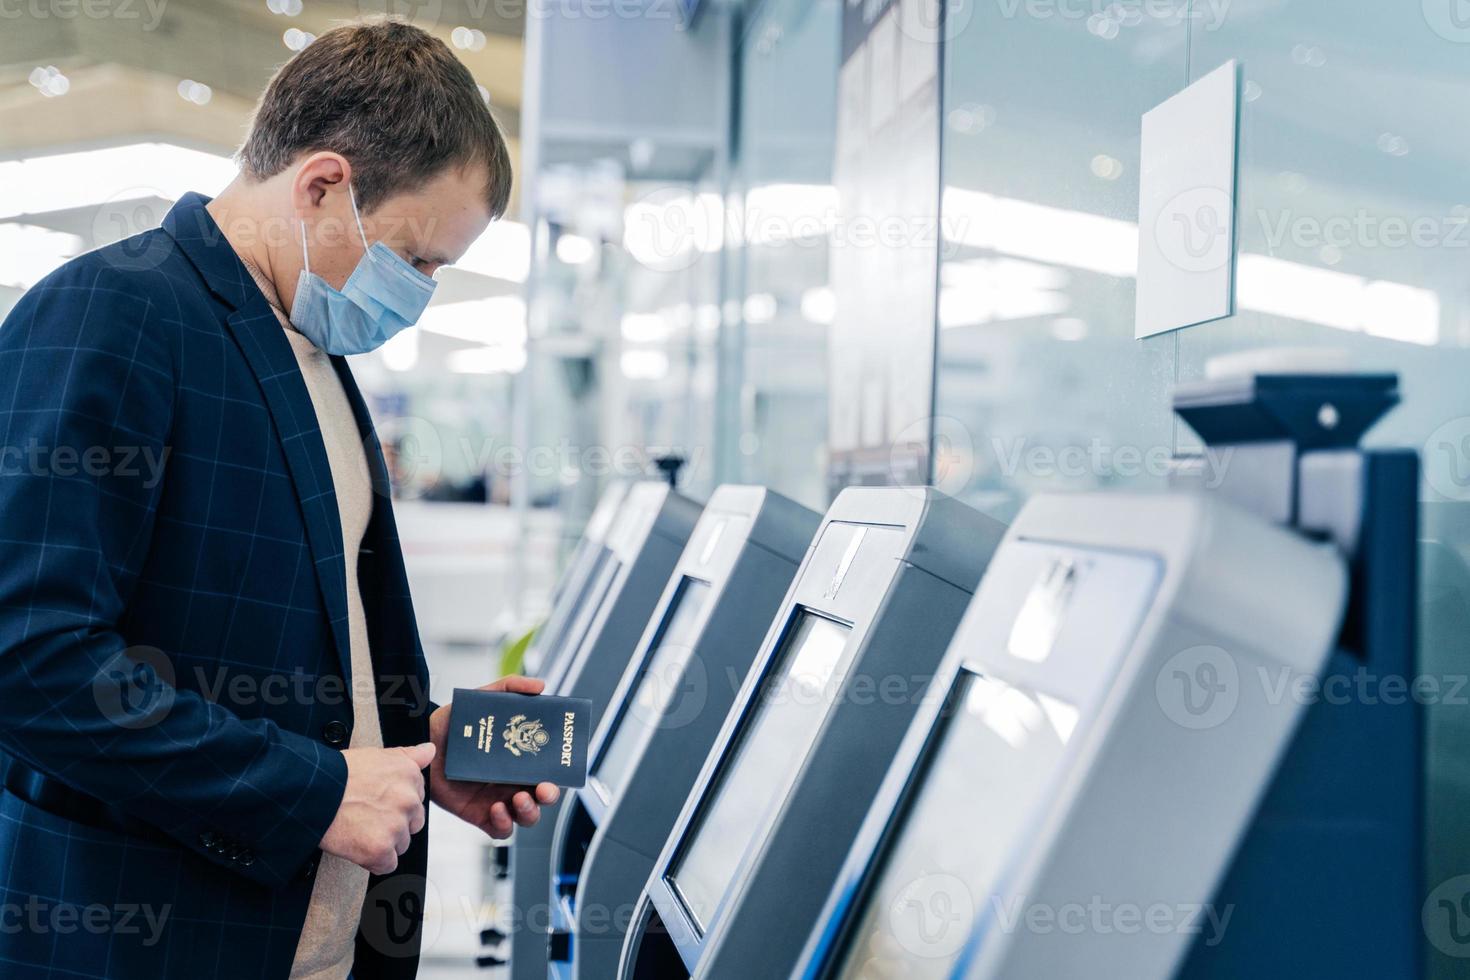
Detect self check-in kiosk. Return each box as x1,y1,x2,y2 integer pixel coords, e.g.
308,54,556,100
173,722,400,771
618,487,1007,979
508,480,702,980
793,373,1421,980
523,482,630,680
541,486,820,979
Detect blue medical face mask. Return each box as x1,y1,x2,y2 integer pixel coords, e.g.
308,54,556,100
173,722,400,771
290,185,438,355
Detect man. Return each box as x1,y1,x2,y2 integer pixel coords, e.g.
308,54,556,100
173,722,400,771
0,20,556,979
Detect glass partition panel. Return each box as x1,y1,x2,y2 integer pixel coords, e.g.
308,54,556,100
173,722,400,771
1184,7,1470,974
725,0,844,510
936,3,1187,518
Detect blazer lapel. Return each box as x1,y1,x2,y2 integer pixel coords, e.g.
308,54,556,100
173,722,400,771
162,193,355,687
331,358,430,698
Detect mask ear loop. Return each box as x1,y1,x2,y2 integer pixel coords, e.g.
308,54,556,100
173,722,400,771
298,215,311,277
347,183,370,251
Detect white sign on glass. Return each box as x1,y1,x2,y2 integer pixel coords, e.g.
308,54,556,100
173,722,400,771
1135,60,1240,339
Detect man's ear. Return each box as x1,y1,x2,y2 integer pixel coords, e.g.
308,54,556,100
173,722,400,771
292,152,352,213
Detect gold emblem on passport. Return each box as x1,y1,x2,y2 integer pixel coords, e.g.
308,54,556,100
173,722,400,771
502,715,551,756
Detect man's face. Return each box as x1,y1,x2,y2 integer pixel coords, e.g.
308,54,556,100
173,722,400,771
309,163,495,289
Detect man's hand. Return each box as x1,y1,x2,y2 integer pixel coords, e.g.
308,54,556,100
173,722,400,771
320,742,434,875
428,675,560,838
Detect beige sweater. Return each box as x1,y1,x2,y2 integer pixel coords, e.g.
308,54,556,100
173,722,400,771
243,263,384,980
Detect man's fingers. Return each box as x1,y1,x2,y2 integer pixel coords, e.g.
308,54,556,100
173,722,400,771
401,741,436,770
409,803,427,836
482,674,544,696
486,801,514,838
534,782,560,806
511,790,540,826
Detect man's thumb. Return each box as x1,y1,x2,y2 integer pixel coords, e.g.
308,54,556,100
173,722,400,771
403,742,437,769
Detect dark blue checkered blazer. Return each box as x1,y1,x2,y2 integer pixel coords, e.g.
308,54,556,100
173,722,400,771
0,193,433,978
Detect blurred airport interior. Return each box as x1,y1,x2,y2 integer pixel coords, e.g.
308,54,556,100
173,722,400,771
2,1,1470,977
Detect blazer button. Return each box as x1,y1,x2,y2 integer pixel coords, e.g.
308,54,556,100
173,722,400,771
322,720,350,747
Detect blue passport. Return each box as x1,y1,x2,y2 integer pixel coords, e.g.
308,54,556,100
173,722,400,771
443,689,593,788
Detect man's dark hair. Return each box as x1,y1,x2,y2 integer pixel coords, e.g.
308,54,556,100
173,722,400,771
238,20,511,217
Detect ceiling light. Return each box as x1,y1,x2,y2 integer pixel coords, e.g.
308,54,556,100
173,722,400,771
177,79,212,106
283,28,315,51
28,66,69,98
800,286,837,325
449,346,528,375
457,221,531,283
621,313,672,344
621,349,670,380
0,223,85,289
0,143,237,222
418,297,527,344
555,233,596,265
379,329,419,372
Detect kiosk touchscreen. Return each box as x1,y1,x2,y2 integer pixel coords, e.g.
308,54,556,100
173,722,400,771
545,486,820,979
508,480,701,980
792,492,1347,980
522,481,629,679
619,487,1007,979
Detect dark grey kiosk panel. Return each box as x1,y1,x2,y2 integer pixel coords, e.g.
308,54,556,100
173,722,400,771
548,485,821,979
790,492,1348,980
619,487,1007,980
522,481,630,680
509,480,702,980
